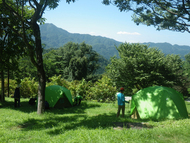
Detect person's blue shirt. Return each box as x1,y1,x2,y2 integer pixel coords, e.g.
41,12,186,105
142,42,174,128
117,92,125,106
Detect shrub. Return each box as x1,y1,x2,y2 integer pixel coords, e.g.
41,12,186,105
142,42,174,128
47,75,70,89
0,79,17,97
69,79,92,99
86,75,117,102
20,77,38,98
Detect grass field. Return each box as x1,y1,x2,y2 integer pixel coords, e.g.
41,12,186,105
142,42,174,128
0,97,190,143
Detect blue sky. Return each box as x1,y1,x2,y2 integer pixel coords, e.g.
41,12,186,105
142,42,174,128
43,0,190,46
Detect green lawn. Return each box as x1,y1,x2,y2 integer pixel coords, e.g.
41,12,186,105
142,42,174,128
0,97,190,143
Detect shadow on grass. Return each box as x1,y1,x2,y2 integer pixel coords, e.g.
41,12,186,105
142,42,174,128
16,110,153,135
17,112,124,134
1,99,37,113
1,99,100,114
3,98,155,135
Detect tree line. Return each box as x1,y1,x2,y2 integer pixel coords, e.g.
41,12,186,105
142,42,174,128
1,41,190,100
18,42,106,82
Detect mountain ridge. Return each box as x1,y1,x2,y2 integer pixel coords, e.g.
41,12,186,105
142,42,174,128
40,23,190,60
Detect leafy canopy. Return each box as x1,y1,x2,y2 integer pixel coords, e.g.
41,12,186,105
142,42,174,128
45,42,100,81
106,43,184,95
102,0,190,33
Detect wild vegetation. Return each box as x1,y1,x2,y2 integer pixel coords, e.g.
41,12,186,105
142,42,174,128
0,75,117,102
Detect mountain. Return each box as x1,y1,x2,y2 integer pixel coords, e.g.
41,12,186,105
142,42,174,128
40,23,121,60
143,42,190,59
40,23,190,60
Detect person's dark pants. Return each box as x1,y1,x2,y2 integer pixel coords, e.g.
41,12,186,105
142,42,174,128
117,105,125,117
14,98,20,108
74,99,81,106
78,99,81,105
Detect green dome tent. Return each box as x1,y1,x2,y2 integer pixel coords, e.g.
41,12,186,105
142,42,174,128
45,85,73,108
130,86,188,120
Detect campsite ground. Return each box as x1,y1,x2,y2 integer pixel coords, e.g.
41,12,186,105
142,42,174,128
0,97,190,143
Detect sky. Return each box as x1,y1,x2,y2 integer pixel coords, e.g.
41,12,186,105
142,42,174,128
43,0,190,46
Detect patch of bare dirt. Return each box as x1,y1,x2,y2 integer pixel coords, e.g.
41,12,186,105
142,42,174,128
113,122,153,130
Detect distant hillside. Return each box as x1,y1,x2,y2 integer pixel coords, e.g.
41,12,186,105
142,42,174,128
40,23,190,60
40,23,121,59
143,42,190,59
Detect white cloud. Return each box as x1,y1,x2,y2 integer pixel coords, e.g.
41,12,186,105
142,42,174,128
117,31,141,35
89,32,96,35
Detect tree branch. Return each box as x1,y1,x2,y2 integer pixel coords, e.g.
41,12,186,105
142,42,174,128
40,0,48,18
154,0,189,21
29,0,36,10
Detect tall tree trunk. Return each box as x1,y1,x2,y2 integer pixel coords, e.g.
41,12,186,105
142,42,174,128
1,69,5,102
7,64,9,97
32,22,46,114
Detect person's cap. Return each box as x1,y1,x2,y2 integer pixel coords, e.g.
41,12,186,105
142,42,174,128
120,87,124,91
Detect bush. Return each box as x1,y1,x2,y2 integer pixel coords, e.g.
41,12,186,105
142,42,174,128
47,75,70,89
20,77,38,98
1,75,117,103
69,79,92,99
0,79,17,97
86,75,117,102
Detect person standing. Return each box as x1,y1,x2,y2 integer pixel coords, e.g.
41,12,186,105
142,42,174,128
14,85,21,108
116,87,127,117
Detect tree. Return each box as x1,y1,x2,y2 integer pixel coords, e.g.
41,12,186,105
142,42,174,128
106,43,185,95
181,53,190,98
0,0,76,114
102,0,190,33
55,42,100,81
0,14,26,101
43,49,59,80
18,57,37,79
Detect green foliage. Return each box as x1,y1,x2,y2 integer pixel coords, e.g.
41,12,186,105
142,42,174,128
86,75,117,102
0,0,77,114
43,49,59,80
103,0,190,33
0,79,17,97
20,77,38,98
184,53,190,75
47,75,70,89
69,79,92,99
95,55,110,75
106,43,185,95
42,48,109,81
1,74,117,102
18,57,37,79
45,75,117,102
0,77,38,98
54,42,100,81
180,53,190,97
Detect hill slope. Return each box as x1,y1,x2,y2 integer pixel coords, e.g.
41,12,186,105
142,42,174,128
143,42,190,59
40,23,190,60
40,23,121,59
